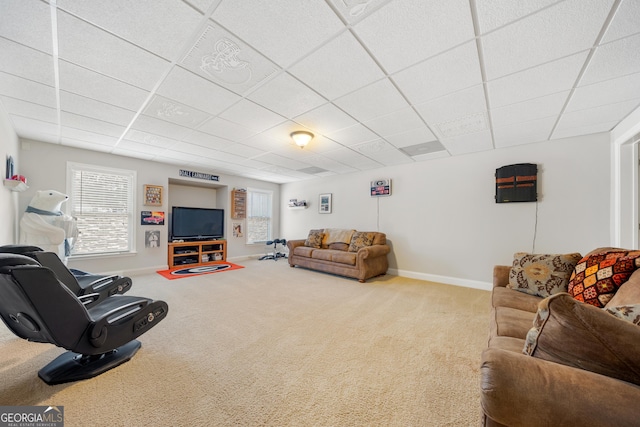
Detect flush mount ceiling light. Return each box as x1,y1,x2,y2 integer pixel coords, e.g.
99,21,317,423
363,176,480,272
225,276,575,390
290,130,314,148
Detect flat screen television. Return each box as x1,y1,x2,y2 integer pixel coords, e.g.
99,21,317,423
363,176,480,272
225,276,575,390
171,206,224,241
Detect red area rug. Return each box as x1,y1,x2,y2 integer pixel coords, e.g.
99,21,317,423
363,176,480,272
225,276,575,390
157,262,244,280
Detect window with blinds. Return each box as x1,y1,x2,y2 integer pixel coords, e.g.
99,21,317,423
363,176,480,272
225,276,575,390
246,188,272,244
67,162,136,256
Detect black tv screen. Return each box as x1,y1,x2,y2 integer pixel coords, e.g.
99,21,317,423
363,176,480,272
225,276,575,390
171,206,224,241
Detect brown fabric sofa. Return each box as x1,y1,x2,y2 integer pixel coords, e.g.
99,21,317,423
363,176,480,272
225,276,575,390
481,256,640,426
287,228,389,282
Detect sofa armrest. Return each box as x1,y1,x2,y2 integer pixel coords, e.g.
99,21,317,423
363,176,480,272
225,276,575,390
358,244,390,260
287,239,305,252
493,265,510,288
481,347,640,426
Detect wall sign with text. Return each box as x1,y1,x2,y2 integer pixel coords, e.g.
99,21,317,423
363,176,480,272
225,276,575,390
370,179,391,197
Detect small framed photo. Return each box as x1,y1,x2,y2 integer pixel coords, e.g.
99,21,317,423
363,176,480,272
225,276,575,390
319,193,332,214
232,222,243,237
144,184,163,206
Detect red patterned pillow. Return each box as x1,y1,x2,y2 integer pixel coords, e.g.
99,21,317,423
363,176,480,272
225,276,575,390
567,249,640,307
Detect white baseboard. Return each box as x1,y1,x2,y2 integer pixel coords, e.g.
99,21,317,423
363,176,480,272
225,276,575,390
387,268,492,291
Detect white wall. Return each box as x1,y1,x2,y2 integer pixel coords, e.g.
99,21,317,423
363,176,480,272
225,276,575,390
0,103,20,244
281,132,611,289
19,139,280,275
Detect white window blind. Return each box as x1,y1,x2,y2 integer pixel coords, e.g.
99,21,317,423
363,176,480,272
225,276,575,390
246,188,272,244
67,162,136,256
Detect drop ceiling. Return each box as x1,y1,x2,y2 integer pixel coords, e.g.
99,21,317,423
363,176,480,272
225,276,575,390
1,0,639,183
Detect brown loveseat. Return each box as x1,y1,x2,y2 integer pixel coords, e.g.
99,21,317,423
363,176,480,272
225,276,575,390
480,249,640,426
287,228,389,282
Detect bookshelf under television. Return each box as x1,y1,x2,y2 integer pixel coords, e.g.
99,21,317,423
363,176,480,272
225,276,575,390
167,240,226,269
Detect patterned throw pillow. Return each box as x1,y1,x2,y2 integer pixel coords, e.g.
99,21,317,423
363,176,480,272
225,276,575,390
605,304,640,325
567,249,640,307
507,252,582,298
348,232,376,252
304,229,324,248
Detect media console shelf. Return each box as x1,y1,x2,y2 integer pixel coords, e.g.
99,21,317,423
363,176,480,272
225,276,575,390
168,240,226,269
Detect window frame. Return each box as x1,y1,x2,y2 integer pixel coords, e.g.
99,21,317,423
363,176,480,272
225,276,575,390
66,161,137,257
245,187,273,245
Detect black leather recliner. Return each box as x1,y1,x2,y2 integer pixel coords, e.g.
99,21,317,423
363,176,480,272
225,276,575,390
0,253,168,384
0,245,132,307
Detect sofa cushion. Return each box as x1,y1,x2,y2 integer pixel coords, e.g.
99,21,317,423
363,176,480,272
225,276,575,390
328,242,349,251
311,249,333,262
605,270,640,307
523,292,640,386
331,251,357,266
492,286,541,313
567,249,640,307
304,229,324,248
507,252,582,298
349,231,376,252
491,306,535,339
293,246,315,258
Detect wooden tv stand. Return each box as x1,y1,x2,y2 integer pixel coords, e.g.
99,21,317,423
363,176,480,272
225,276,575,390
168,240,226,269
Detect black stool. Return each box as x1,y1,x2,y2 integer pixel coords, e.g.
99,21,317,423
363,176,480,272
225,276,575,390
259,239,287,261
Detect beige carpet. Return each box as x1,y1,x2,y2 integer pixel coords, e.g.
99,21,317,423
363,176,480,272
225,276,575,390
0,259,491,426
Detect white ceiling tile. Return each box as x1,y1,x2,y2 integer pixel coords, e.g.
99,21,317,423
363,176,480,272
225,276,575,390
354,0,475,74
334,78,409,123
60,126,118,147
57,11,170,91
487,51,588,108
123,130,179,149
482,0,614,79
117,139,169,156
491,91,569,128
219,143,266,159
61,138,113,153
182,130,234,150
601,0,640,43
0,39,54,86
1,97,58,124
439,130,494,156
180,24,279,95
385,126,437,149
143,95,211,128
493,116,556,148
219,99,286,133
301,154,357,174
212,0,344,68
415,85,488,134
60,91,136,126
61,112,125,138
475,0,562,34
241,133,288,152
363,108,425,137
197,117,256,141
552,121,618,139
326,123,379,146
294,103,358,135
130,115,192,140
247,73,326,119
0,0,53,54
321,147,382,169
111,146,156,160
60,126,119,146
57,0,204,60
157,66,241,116
410,150,450,162
58,60,149,111
288,31,385,100
359,146,414,166
568,72,640,112
9,115,59,141
253,153,310,170
327,0,392,24
580,33,640,86
392,41,483,106
184,0,221,14
303,135,346,154
556,98,640,131
0,71,56,108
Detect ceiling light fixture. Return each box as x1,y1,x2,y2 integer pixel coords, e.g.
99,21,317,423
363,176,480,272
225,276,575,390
290,131,314,148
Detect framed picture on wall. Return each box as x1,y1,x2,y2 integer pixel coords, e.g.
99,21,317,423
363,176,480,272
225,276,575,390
144,184,163,206
319,193,332,214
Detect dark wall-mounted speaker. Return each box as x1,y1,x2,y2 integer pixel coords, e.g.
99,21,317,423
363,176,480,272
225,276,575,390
495,163,537,203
